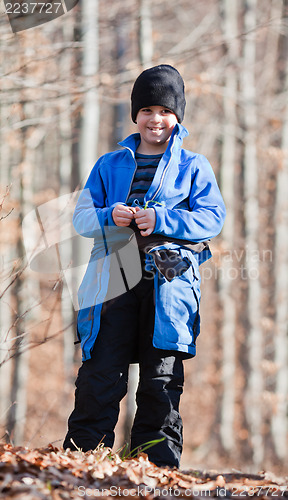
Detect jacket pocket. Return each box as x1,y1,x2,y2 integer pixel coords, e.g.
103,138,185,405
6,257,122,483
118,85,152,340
156,269,201,348
191,287,200,344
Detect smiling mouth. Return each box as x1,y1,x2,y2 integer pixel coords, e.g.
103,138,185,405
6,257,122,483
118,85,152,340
148,127,164,131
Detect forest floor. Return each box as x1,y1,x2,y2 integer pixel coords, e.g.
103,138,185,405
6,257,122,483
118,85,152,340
0,443,287,499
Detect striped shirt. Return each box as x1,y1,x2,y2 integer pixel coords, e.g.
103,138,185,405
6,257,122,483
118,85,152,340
126,152,162,206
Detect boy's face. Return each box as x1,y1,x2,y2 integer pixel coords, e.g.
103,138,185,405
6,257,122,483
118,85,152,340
136,106,178,154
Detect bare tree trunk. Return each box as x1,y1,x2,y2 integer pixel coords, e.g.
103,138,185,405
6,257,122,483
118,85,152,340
272,93,288,461
70,0,99,356
257,0,284,466
7,270,30,445
112,15,129,147
79,0,99,181
59,19,75,382
241,0,263,468
272,0,288,460
0,101,12,430
139,0,153,68
72,0,99,308
6,116,31,445
218,0,238,455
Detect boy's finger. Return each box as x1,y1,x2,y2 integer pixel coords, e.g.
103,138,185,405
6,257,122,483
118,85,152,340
123,206,136,214
117,216,133,223
116,205,134,214
119,210,134,219
136,222,147,229
134,208,145,216
134,212,147,223
140,227,152,236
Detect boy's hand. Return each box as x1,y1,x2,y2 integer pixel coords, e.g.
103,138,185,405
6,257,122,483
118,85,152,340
112,204,136,226
134,207,156,236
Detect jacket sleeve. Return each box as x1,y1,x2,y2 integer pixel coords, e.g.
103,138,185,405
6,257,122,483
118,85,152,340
73,156,118,238
153,154,226,242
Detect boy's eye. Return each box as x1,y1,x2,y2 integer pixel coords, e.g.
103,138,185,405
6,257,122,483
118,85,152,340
140,108,172,114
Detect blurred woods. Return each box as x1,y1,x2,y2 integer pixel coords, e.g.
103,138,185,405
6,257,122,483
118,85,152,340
0,0,287,473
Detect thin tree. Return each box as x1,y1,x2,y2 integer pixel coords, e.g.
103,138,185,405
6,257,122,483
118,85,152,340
218,0,238,456
59,16,76,382
79,0,99,176
241,0,263,467
6,108,31,445
271,0,288,462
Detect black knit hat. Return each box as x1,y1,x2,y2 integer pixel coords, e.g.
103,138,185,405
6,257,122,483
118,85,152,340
131,64,186,123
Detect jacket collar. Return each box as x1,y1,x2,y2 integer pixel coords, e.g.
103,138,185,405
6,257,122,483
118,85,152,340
118,122,189,155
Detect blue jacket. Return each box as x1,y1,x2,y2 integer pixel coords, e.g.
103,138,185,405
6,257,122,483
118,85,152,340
73,123,226,361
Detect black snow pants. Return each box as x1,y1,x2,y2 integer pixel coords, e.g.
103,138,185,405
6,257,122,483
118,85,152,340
63,255,185,468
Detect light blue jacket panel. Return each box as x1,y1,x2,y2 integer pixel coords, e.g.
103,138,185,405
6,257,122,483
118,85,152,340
73,123,226,360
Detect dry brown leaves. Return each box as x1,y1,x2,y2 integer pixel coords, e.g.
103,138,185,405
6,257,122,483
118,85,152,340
0,443,287,499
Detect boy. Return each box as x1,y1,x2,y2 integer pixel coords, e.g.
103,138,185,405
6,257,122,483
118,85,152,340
63,65,226,468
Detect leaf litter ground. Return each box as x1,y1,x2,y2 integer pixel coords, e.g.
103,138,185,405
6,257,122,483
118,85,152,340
0,443,287,499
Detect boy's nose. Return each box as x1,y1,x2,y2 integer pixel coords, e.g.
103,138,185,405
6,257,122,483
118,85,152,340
151,113,162,123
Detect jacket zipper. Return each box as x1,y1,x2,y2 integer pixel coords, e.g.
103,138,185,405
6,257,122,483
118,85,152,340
124,133,177,206
124,146,138,203
82,149,137,359
149,133,177,203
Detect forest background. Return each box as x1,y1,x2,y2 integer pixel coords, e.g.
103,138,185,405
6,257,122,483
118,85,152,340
0,0,287,475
